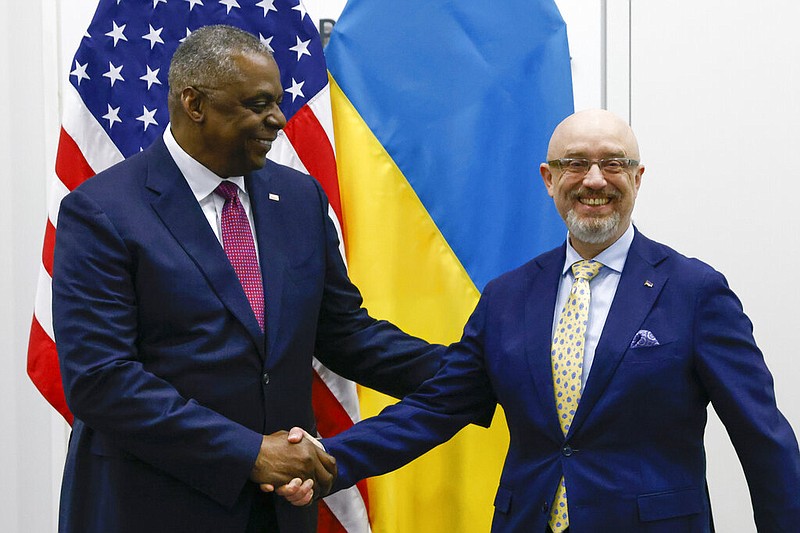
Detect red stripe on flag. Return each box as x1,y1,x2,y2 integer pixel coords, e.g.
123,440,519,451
56,127,96,191
284,108,343,223
27,316,73,424
318,500,348,533
311,371,354,437
311,372,371,509
42,220,56,277
356,479,370,516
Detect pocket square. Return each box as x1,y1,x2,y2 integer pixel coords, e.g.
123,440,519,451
630,329,660,348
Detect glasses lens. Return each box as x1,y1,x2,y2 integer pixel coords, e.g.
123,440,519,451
601,159,625,173
564,159,589,173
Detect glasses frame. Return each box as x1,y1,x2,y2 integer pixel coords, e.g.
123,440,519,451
547,157,640,176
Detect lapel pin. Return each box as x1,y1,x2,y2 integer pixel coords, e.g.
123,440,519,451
644,280,654,288
269,193,280,202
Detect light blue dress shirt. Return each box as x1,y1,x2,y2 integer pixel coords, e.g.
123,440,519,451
552,224,635,390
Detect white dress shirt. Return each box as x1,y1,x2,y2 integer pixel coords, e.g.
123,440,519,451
552,224,635,390
163,127,260,262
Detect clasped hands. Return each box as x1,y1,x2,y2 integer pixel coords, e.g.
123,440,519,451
250,427,334,506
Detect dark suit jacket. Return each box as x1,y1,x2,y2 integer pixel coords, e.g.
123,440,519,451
52,137,441,533
325,229,800,532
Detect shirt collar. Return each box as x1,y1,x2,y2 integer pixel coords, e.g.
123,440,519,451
163,126,246,201
562,223,635,276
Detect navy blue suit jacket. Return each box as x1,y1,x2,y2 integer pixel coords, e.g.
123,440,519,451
325,229,800,532
52,137,441,533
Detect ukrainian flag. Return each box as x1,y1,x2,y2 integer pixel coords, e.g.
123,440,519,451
326,1,573,530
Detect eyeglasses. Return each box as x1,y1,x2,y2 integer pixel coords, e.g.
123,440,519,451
547,158,640,176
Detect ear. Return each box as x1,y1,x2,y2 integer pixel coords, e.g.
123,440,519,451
180,87,205,123
540,163,556,198
633,163,645,194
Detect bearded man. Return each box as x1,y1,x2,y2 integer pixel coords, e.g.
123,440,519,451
285,109,800,532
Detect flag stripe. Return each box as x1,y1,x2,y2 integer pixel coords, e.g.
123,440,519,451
27,316,73,424
283,105,343,222
326,1,573,291
55,127,95,191
329,74,509,532
325,1,572,529
42,220,56,277
329,78,479,340
318,500,349,533
61,83,123,173
321,484,372,533
312,372,355,437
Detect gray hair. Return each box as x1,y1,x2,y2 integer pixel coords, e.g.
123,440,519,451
168,25,273,99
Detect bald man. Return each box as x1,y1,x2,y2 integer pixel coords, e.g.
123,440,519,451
294,110,800,532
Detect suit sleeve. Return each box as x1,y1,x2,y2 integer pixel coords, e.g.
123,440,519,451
323,292,498,491
692,268,800,529
53,189,262,508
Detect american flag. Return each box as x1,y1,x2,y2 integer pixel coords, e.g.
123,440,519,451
26,0,369,531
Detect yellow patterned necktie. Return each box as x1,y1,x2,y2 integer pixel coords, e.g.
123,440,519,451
548,259,603,533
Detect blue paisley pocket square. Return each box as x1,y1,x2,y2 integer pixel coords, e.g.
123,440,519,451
630,329,660,348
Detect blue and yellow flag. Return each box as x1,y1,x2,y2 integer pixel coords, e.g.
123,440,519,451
326,1,573,530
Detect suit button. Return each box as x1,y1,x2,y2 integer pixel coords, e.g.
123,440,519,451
541,501,550,513
562,445,573,457
262,372,270,385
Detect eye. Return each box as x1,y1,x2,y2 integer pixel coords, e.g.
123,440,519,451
601,159,625,172
565,159,589,172
246,101,269,113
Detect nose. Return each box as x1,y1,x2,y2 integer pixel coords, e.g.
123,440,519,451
582,162,607,188
267,105,287,130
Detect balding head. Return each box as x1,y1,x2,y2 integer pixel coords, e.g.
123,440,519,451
540,109,644,259
547,109,640,162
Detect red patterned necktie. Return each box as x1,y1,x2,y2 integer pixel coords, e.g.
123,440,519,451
215,181,264,331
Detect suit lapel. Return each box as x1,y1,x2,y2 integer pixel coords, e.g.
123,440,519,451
568,231,667,436
525,245,568,436
145,139,265,353
246,171,288,358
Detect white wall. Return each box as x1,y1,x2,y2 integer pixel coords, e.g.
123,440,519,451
0,0,63,531
2,1,797,531
630,2,800,530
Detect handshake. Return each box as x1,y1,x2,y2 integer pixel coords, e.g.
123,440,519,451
249,427,336,506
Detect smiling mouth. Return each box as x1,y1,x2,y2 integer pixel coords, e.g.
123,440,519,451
579,197,611,206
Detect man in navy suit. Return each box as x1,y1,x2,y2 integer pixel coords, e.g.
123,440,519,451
52,25,442,533
303,109,800,531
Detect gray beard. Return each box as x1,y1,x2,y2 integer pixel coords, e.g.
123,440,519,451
565,210,621,244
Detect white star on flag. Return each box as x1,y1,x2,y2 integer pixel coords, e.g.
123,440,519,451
153,0,167,7
219,0,240,14
105,21,128,47
180,28,192,42
136,106,159,131
289,36,311,61
142,25,165,49
286,77,305,102
256,0,277,17
184,0,203,11
292,1,307,20
70,61,90,85
140,66,162,90
102,104,122,128
259,34,274,53
103,62,125,86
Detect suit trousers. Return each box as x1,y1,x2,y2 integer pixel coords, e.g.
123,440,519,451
246,488,279,533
